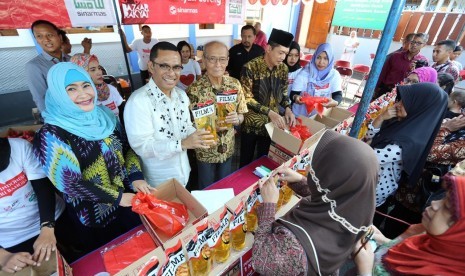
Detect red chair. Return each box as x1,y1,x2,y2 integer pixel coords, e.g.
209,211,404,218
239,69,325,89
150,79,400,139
302,54,313,61
334,60,351,69
335,67,353,102
299,59,310,67
351,64,371,103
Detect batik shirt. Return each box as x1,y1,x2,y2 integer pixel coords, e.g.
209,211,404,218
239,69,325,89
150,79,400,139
240,56,291,136
187,75,248,163
34,124,143,227
427,127,465,166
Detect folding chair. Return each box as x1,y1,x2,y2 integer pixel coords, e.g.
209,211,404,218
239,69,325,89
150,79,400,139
299,59,309,67
334,60,351,69
335,67,353,102
302,54,313,61
351,64,371,103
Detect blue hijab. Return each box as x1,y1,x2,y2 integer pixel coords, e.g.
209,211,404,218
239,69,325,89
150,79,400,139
42,62,116,141
304,43,337,87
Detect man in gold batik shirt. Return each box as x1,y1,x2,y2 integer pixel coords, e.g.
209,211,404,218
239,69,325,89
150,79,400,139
187,41,248,188
240,28,296,167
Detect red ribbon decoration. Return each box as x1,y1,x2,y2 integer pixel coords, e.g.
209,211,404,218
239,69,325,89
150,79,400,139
289,118,312,142
300,95,329,116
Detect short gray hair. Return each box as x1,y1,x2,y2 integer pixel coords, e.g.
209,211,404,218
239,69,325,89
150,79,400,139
203,41,229,57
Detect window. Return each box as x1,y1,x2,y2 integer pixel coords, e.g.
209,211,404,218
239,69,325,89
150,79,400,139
199,24,215,30
64,26,114,34
246,6,262,23
0,30,19,36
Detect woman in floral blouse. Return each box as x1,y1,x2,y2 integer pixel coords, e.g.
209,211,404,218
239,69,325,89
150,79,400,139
33,63,152,254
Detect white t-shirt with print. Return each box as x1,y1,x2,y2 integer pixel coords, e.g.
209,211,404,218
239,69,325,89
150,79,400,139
130,38,159,71
98,85,124,117
0,138,65,248
291,68,342,117
176,59,202,91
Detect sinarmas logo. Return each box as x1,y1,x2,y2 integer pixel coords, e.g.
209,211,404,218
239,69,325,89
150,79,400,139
122,0,149,18
74,0,105,9
169,6,177,15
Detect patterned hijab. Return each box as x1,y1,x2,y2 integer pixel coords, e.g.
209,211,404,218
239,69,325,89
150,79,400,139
371,83,448,187
383,169,465,275
302,43,338,87
70,53,110,101
284,41,302,73
409,67,438,83
42,62,116,141
279,130,378,275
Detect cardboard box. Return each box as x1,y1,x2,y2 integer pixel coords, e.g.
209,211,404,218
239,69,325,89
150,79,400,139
140,179,208,246
0,124,42,138
312,115,340,129
210,232,254,276
115,247,165,276
275,194,300,219
312,107,354,129
323,107,354,122
0,250,72,276
265,116,326,156
225,184,256,215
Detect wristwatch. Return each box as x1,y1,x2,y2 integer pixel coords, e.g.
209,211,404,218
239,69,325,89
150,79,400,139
40,221,55,229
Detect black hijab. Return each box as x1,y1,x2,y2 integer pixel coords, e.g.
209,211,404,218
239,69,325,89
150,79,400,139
284,41,301,73
371,83,448,186
0,137,11,172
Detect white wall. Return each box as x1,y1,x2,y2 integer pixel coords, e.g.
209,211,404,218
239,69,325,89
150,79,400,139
328,33,465,88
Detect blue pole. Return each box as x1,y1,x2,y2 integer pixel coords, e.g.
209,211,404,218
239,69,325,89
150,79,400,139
290,2,301,35
189,24,197,50
232,24,239,46
349,0,406,138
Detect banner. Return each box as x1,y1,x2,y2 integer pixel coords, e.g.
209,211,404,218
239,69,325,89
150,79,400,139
64,0,117,27
0,0,71,29
120,0,245,24
332,0,392,30
225,0,246,24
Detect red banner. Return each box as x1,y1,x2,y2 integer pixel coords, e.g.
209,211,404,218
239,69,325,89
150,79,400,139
120,0,226,24
0,0,71,29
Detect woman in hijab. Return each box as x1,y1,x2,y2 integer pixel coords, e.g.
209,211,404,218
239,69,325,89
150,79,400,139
252,130,378,275
284,41,302,94
33,62,152,255
404,66,438,84
366,83,448,237
70,53,123,117
291,43,342,117
340,30,359,66
354,161,465,275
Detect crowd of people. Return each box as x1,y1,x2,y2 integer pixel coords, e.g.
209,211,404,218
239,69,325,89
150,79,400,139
1,18,465,275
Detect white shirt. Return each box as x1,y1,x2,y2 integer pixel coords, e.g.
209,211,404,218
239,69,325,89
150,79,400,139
98,84,124,116
130,38,159,71
366,123,403,207
176,59,202,91
124,79,196,187
287,68,303,94
0,138,65,248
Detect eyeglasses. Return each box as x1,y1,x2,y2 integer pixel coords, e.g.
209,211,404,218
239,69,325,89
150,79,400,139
152,62,183,73
410,41,425,46
204,56,229,65
403,78,419,84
